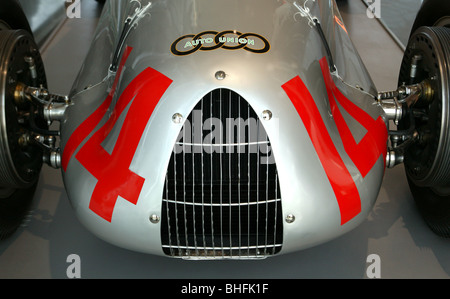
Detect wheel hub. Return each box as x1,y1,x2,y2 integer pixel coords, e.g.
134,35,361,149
0,29,47,189
399,26,450,187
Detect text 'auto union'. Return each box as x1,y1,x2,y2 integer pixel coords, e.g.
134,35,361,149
0,0,449,259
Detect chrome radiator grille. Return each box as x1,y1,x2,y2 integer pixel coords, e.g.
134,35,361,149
161,89,283,258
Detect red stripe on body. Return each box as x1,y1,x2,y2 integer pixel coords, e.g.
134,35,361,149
282,57,387,225
62,46,173,222
75,68,173,222
319,58,387,177
62,46,134,171
282,76,361,225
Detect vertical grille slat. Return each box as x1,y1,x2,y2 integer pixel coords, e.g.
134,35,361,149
161,89,283,258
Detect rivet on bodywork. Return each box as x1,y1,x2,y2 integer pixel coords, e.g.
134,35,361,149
262,110,272,121
172,113,183,124
285,214,295,223
215,70,226,80
149,214,160,224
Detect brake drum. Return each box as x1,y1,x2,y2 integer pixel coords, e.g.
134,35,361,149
0,29,46,189
399,26,450,188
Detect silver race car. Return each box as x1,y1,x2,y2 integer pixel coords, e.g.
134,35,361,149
0,0,449,259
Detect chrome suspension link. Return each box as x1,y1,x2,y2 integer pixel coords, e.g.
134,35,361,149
378,79,434,168
14,83,69,169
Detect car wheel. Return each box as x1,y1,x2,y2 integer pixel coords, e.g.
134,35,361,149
0,1,47,240
398,19,450,237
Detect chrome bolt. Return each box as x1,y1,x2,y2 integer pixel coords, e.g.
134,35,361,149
215,70,226,80
285,214,295,223
172,113,183,124
262,110,272,121
149,214,160,224
17,134,29,148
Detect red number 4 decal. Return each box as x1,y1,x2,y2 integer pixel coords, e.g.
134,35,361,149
282,57,387,225
62,47,173,222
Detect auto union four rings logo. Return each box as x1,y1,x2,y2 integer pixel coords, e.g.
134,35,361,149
171,30,271,56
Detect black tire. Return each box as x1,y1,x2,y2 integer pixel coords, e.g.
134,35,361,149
410,0,450,34
0,184,37,239
0,1,44,240
407,177,450,237
398,1,450,238
0,0,32,33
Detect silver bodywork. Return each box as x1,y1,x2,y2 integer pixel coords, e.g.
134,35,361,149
60,0,388,258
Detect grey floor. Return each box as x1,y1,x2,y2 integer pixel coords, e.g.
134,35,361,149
362,0,423,49
0,0,449,279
